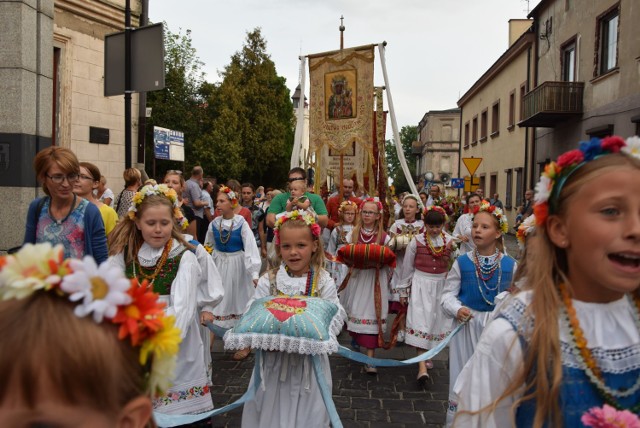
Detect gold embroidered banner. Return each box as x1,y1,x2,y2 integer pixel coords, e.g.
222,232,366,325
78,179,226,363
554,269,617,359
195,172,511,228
308,45,375,192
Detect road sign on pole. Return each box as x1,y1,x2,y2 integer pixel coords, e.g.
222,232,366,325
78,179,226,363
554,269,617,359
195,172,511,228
462,157,483,176
464,176,480,193
450,178,464,189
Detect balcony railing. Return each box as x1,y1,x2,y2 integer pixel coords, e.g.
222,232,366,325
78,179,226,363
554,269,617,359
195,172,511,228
519,81,584,128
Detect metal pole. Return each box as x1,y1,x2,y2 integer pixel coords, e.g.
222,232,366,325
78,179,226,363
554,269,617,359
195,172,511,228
124,0,132,169
137,0,148,165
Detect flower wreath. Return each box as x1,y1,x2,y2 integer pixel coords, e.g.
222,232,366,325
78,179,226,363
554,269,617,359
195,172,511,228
471,201,509,234
534,136,640,226
338,200,359,214
516,214,536,250
219,185,238,208
273,210,321,245
423,205,449,224
128,184,188,230
0,243,181,396
359,197,383,213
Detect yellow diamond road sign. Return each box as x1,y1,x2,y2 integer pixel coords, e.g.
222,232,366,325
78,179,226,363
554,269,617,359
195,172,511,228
462,157,482,176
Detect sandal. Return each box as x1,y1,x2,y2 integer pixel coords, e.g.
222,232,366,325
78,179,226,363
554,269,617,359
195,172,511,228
364,364,378,375
425,360,434,369
232,348,251,361
417,372,430,387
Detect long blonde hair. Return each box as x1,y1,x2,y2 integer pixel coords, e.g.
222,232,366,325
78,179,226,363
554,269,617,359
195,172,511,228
108,195,192,264
351,200,386,245
477,153,640,427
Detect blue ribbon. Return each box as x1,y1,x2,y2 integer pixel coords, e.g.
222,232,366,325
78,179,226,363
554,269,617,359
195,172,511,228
157,320,467,427
153,350,263,427
312,355,343,428
336,322,465,366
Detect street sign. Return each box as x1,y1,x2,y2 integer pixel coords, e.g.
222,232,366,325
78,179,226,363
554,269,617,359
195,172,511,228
104,23,165,97
462,157,482,176
450,178,464,189
464,176,480,193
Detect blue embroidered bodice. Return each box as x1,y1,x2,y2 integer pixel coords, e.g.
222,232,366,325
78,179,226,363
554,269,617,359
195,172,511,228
499,298,640,426
212,219,244,252
457,253,515,312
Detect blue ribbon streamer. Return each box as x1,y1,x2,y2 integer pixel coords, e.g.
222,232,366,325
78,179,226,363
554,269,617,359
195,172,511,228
312,355,344,428
153,350,263,427
336,322,465,366
157,319,467,427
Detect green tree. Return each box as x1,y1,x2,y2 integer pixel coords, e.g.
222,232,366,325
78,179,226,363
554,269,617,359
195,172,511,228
193,28,294,187
386,125,417,194
146,25,208,179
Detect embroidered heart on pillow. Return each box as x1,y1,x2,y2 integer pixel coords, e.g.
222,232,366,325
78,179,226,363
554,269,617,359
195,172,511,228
264,297,307,322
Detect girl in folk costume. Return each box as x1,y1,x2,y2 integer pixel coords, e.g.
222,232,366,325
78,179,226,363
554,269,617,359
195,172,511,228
441,201,516,425
0,244,181,428
397,205,455,386
453,136,640,427
107,184,214,416
204,185,261,361
326,200,358,290
241,210,346,428
388,194,425,342
164,170,225,377
342,198,391,374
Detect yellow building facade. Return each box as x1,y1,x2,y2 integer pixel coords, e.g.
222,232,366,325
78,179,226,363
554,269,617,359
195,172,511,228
458,23,535,228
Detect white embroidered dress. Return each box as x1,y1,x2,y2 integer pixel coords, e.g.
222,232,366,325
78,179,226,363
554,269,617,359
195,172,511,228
326,223,353,289
452,213,475,254
108,240,214,415
388,219,425,304
241,266,346,428
205,214,261,328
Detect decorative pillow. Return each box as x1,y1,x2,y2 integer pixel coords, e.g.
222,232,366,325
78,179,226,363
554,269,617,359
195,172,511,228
336,243,396,269
223,296,342,355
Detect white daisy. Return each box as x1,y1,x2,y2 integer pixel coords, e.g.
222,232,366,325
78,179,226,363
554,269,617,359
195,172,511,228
60,256,132,323
0,243,65,300
622,136,640,159
534,175,552,204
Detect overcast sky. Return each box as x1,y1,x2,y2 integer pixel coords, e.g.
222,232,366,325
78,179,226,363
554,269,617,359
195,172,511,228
150,0,541,136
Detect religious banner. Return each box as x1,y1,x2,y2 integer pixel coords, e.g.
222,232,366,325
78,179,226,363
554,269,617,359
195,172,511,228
308,44,375,193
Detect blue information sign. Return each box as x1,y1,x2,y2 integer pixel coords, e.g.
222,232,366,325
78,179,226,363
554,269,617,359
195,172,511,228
451,178,464,189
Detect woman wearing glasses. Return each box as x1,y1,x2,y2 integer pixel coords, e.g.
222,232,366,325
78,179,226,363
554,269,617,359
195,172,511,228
23,146,108,263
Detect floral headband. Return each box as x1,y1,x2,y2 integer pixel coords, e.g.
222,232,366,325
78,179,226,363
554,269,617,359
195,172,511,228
424,205,449,224
338,200,358,213
360,197,383,213
219,185,238,208
516,214,536,250
273,210,321,245
471,201,509,234
534,136,640,226
128,184,188,230
0,243,181,396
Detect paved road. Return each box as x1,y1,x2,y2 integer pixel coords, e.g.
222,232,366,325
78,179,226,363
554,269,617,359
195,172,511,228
206,234,520,427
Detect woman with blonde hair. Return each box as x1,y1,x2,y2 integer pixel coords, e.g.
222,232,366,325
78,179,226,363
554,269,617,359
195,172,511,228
24,146,107,263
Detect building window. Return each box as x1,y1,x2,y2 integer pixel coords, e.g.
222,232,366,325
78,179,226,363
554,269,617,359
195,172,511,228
472,116,478,144
508,90,515,129
464,122,470,148
586,124,614,139
480,109,488,141
562,39,576,82
479,174,486,196
520,83,526,121
489,174,497,198
597,6,619,76
491,101,500,137
515,167,524,210
442,124,452,141
505,169,513,209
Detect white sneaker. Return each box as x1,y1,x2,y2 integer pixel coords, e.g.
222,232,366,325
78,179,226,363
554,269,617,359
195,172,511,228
397,330,406,343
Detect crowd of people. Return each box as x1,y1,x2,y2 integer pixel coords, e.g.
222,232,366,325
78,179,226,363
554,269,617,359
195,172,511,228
2,135,639,427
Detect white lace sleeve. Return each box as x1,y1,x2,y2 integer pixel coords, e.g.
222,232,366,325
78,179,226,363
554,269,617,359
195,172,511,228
453,318,523,427
398,237,418,292
105,252,125,272
195,244,224,313
441,259,463,318
240,219,261,280
317,269,347,334
170,250,201,339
